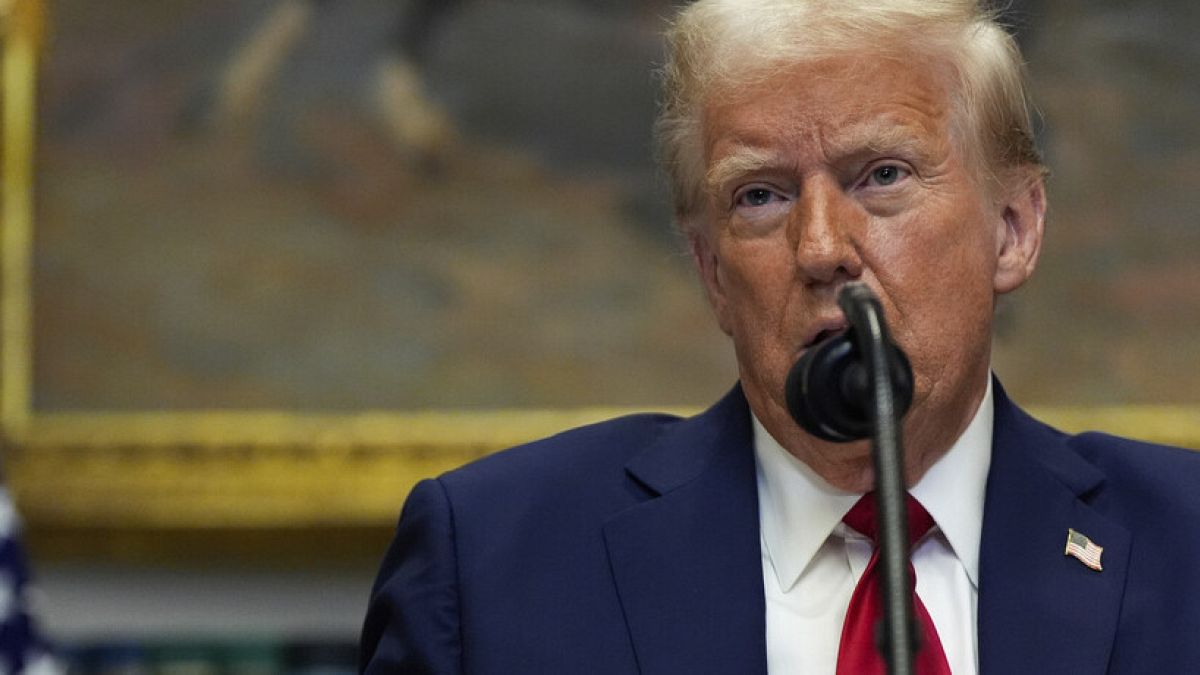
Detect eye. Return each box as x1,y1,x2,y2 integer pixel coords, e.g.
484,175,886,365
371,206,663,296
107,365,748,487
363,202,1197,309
734,184,782,206
729,182,794,229
734,186,786,209
863,163,911,188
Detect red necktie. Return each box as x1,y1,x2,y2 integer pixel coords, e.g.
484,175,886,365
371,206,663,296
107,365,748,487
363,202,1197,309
835,493,952,675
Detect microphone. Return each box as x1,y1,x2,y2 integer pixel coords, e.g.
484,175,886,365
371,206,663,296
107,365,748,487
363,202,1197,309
784,282,921,675
785,283,914,442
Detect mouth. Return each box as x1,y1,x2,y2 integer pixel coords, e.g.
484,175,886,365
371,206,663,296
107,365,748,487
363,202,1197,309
802,318,849,350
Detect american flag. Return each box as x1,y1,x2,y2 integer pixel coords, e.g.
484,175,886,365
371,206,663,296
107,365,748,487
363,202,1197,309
0,488,61,675
1065,528,1104,572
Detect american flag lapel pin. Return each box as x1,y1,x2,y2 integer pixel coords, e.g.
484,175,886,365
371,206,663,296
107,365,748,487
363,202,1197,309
1065,528,1104,571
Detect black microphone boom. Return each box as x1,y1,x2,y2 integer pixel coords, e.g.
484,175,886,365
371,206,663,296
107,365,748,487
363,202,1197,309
783,282,919,675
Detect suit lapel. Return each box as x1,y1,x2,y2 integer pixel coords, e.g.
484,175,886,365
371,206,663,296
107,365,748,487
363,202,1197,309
978,383,1131,675
603,386,767,675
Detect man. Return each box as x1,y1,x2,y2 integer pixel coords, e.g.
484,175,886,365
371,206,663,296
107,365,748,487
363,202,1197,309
360,1,1200,672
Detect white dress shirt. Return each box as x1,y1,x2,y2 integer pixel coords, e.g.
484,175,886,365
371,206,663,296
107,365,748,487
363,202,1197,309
755,379,993,674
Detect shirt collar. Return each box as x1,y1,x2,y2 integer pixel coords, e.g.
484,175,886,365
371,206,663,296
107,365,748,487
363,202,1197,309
754,378,994,592
910,377,993,589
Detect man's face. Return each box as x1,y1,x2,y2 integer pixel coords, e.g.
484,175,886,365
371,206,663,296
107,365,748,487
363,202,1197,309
693,54,1044,490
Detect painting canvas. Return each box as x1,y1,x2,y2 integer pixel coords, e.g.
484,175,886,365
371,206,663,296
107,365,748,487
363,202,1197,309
33,0,734,412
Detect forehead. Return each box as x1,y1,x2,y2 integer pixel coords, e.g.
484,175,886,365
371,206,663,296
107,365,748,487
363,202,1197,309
702,54,958,167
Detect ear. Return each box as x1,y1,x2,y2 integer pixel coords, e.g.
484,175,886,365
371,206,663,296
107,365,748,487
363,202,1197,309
992,174,1046,294
689,229,734,336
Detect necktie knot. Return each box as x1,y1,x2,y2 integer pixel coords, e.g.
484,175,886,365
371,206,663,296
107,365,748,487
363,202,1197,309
842,492,935,549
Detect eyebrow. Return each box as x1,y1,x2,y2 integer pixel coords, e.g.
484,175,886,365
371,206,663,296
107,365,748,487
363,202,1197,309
826,120,937,166
705,145,790,194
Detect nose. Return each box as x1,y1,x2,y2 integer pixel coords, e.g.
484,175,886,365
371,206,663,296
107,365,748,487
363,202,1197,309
790,176,864,286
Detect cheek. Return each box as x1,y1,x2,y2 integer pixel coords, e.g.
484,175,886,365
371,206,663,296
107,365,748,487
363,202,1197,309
718,237,793,309
867,207,998,365
715,238,802,355
872,195,996,290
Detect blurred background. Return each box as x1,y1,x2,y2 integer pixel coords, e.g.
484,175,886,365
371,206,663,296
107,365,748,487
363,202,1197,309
0,0,1197,671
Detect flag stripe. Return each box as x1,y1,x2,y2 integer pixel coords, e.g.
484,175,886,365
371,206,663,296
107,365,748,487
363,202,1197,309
1065,529,1104,571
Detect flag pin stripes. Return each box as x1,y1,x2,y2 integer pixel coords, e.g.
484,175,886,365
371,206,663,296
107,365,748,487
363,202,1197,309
1065,528,1103,571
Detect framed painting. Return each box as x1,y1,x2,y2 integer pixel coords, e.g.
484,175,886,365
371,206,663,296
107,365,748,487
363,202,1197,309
2,0,1197,564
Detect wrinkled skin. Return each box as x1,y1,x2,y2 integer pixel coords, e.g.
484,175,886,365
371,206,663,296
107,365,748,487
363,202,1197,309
692,55,1046,492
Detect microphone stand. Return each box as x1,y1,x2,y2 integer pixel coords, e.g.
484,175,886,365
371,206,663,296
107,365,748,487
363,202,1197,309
840,286,917,675
785,283,917,675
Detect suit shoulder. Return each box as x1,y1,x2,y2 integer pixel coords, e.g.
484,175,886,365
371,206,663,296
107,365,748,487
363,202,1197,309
1069,431,1200,515
1069,431,1200,477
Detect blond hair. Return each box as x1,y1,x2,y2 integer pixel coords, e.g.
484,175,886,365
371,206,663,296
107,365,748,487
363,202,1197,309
656,0,1043,235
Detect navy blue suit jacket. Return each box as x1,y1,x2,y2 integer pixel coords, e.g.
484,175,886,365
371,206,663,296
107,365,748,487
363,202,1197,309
361,382,1200,673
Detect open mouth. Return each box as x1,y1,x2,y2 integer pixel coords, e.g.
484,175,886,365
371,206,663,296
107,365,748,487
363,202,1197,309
803,322,849,349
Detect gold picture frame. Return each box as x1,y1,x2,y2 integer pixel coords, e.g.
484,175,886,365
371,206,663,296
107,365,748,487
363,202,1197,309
2,0,1197,564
